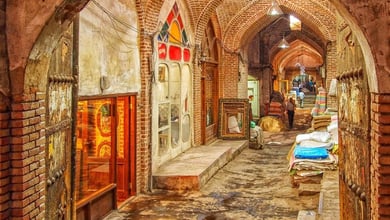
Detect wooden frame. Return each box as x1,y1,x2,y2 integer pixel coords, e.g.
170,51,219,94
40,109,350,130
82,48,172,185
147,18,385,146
218,98,250,140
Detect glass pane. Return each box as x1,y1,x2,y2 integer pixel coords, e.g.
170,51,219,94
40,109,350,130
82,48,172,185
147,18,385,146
159,129,169,155
205,67,214,126
159,103,169,128
157,65,169,102
181,65,191,143
182,114,190,143
206,102,213,126
170,64,181,148
75,99,114,201
171,104,179,147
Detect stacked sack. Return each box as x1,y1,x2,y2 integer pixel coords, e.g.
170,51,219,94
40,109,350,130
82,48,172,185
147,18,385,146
327,115,338,148
268,101,285,119
311,114,332,131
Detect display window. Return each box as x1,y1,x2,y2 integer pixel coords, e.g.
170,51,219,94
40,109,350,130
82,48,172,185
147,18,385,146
153,2,192,167
75,96,136,206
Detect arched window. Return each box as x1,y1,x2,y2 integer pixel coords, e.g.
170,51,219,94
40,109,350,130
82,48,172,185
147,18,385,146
157,2,190,62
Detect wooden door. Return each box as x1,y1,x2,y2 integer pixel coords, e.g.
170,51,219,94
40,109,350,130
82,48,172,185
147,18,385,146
116,95,136,203
115,97,129,202
45,24,74,219
201,63,219,144
337,24,370,219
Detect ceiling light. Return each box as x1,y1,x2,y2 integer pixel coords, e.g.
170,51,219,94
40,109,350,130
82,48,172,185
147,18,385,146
278,36,289,49
267,0,283,16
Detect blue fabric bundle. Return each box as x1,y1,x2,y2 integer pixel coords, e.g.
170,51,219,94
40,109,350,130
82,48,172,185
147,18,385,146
294,146,328,159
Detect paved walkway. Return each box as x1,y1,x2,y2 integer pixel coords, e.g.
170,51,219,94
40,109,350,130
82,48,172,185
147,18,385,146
104,108,339,220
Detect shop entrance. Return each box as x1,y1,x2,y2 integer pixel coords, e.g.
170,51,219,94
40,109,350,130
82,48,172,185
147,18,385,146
75,95,136,218
201,63,219,144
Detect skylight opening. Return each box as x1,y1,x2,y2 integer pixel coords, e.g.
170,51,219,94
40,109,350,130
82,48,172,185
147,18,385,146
289,15,301,31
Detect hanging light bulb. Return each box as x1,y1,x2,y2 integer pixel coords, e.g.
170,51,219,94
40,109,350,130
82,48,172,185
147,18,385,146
267,0,283,16
278,36,290,49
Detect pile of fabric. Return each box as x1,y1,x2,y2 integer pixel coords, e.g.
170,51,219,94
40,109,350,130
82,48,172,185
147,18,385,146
287,128,338,187
311,89,327,116
259,116,286,132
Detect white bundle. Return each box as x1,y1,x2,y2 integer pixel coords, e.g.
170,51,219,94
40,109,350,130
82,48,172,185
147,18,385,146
296,131,331,143
298,140,334,150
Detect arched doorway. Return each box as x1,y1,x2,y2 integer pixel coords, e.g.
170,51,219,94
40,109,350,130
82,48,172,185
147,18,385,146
17,0,140,219
152,2,193,171
200,20,220,144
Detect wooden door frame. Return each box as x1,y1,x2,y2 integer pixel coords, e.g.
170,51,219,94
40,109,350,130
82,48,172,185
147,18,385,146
129,95,136,196
200,62,219,144
115,95,137,201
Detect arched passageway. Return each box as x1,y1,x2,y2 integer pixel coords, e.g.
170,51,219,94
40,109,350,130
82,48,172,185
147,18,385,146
208,1,383,219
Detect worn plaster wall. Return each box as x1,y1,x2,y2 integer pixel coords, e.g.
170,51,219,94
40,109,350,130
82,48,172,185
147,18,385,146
79,0,140,96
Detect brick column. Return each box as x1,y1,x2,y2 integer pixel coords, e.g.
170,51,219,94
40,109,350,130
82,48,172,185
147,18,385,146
220,52,239,98
137,31,152,193
193,56,202,146
0,102,10,219
9,92,45,219
325,41,337,109
371,93,390,219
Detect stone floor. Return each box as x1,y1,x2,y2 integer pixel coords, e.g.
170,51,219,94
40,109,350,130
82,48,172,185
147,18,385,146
104,108,340,220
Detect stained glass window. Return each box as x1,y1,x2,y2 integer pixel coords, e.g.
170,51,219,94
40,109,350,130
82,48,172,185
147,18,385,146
158,2,190,62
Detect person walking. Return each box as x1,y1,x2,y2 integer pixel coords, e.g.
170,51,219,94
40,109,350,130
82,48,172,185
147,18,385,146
299,91,305,108
286,97,296,129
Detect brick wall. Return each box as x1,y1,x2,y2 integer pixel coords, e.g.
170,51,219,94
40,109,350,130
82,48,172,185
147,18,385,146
136,34,152,193
220,52,239,98
0,105,10,220
135,0,154,191
193,58,202,145
371,93,390,219
9,92,46,219
0,0,10,218
325,41,337,109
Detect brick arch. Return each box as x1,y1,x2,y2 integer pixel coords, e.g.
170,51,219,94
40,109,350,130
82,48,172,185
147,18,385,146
8,0,90,95
331,0,379,93
209,13,222,41
193,0,223,45
140,0,198,42
269,32,325,63
272,40,323,75
136,0,166,37
222,1,336,51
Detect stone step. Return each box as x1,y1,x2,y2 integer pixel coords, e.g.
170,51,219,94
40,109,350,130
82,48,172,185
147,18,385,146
152,140,248,191
317,170,340,220
298,183,321,196
298,95,316,109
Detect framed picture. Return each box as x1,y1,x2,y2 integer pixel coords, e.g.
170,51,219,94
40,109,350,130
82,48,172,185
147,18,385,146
218,98,250,140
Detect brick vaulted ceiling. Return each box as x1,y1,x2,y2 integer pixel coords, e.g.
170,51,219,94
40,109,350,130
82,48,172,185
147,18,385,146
178,0,337,72
216,0,336,47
